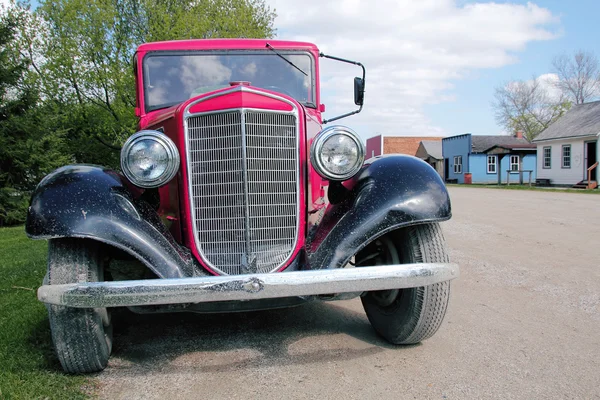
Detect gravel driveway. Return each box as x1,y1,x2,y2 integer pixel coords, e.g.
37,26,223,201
98,187,600,399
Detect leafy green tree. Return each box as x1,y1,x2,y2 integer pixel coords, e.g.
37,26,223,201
0,12,71,225
32,0,276,148
0,12,33,225
0,0,276,225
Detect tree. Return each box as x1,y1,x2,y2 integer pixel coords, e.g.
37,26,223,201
492,75,571,142
0,0,277,225
552,50,600,105
32,0,277,149
0,11,71,225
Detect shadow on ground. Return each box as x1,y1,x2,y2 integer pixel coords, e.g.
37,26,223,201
106,301,414,374
27,316,63,372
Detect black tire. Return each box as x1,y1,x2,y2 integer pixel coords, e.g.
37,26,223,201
359,223,451,344
46,238,113,373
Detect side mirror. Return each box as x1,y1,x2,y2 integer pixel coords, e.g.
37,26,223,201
354,77,365,106
319,52,365,123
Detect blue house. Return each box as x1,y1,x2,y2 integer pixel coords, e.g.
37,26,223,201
442,133,537,184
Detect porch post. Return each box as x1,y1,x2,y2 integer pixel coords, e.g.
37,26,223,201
497,154,504,185
497,162,501,185
519,154,523,184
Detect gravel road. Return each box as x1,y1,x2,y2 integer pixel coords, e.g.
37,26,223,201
98,187,600,399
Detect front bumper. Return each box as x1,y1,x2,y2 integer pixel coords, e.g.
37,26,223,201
38,263,459,308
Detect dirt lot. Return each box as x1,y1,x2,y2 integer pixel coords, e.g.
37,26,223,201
98,187,600,399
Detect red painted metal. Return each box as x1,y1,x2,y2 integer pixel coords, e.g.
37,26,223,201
135,39,326,275
188,89,294,114
144,112,184,243
137,39,320,53
305,108,328,234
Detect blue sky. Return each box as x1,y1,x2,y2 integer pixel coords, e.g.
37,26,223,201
425,0,600,136
271,0,600,139
6,0,596,139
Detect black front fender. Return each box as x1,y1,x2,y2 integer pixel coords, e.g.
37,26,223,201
26,165,194,278
307,155,451,270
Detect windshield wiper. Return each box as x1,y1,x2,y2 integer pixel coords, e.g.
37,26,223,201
265,43,308,77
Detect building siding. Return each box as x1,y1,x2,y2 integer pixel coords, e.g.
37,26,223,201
384,137,443,156
536,137,597,185
521,154,537,183
366,135,382,159
469,154,488,182
470,154,536,183
415,143,428,159
415,143,443,179
442,134,471,183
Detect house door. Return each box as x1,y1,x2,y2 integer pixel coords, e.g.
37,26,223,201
444,158,449,181
585,141,597,181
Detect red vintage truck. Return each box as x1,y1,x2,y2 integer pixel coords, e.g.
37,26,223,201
27,39,458,373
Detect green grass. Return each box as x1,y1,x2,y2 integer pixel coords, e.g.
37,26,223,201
0,226,93,399
447,183,600,194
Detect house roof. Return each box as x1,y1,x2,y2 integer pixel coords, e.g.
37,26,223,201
492,143,536,150
471,135,533,153
533,101,600,142
420,140,443,159
484,143,537,156
383,137,443,156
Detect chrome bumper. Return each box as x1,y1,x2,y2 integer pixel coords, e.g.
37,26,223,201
37,263,459,308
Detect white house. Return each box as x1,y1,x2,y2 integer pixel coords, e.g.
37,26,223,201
533,101,600,187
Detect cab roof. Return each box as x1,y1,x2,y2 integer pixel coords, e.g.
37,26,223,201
137,39,320,53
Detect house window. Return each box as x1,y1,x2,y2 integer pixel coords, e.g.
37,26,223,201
487,156,497,174
562,145,571,168
453,156,462,174
510,155,520,172
543,146,551,169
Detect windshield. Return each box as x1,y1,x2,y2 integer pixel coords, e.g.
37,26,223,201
143,51,315,111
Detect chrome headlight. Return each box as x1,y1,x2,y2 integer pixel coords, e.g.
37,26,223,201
120,130,180,188
310,126,365,180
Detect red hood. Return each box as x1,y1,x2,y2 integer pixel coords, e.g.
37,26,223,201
140,85,304,129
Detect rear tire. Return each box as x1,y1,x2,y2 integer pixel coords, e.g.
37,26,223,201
359,223,451,344
46,238,113,373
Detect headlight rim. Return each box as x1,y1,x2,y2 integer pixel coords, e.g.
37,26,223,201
120,130,180,189
310,125,365,181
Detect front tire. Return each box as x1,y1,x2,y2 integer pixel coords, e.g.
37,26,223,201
359,223,451,344
46,238,113,373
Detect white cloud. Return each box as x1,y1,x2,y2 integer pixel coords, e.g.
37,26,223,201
534,73,563,101
504,73,563,103
269,0,560,138
0,0,11,11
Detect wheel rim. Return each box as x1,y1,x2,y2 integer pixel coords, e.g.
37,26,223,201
360,236,400,307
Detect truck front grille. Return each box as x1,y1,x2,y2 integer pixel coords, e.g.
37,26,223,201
186,110,299,275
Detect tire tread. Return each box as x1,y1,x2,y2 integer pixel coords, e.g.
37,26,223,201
47,238,111,374
361,223,452,345
402,223,451,344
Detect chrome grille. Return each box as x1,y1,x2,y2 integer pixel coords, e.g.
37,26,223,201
186,110,299,275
